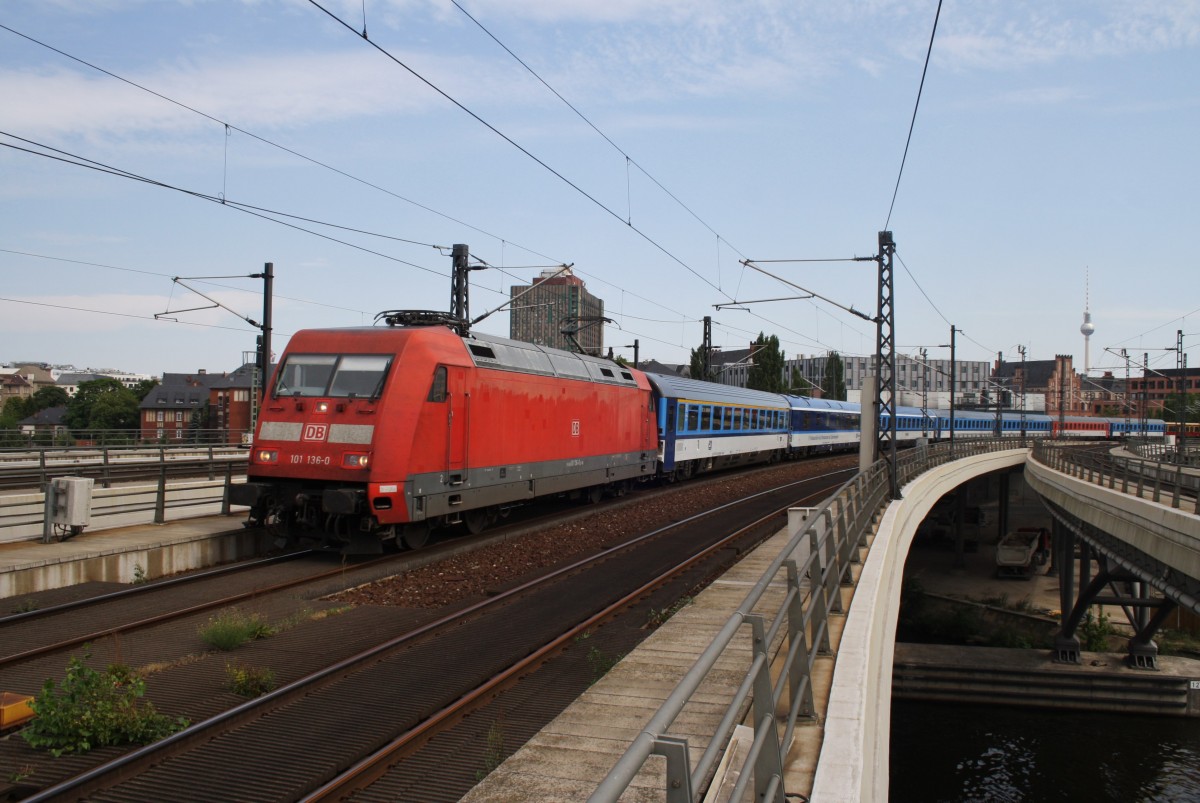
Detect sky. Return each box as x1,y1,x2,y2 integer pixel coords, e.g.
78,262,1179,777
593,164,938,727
2,0,1198,381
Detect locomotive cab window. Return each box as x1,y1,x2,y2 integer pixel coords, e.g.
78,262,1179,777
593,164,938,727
427,366,448,403
273,354,336,397
273,353,392,398
329,355,393,398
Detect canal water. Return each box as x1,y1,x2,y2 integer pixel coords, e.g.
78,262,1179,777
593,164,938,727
890,699,1200,801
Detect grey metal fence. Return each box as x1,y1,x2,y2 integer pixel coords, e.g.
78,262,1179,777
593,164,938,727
1034,442,1200,514
590,437,1025,803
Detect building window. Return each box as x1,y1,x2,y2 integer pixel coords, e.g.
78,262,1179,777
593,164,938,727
156,411,164,422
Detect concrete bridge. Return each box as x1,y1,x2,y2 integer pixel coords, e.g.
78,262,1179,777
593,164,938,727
582,440,1200,803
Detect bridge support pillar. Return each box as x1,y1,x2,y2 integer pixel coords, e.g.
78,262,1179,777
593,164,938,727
1053,521,1082,663
1054,633,1081,664
1128,639,1159,670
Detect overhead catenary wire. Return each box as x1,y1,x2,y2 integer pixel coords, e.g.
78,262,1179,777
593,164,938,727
3,18,749,350
2,16,851,364
447,0,745,259
0,133,447,277
0,22,567,268
305,0,733,301
7,15,908,365
0,296,282,335
0,248,364,316
884,0,942,231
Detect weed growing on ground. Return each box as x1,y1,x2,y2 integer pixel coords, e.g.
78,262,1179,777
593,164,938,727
8,765,34,784
131,563,148,585
586,646,624,685
646,596,693,629
199,608,275,651
1157,628,1200,657
225,662,276,697
476,721,505,781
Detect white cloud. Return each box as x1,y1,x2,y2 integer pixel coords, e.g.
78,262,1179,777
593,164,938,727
935,1,1200,71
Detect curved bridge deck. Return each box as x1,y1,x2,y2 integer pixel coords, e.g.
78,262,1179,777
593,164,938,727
467,442,1200,802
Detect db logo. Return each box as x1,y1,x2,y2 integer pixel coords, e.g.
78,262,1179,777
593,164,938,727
302,424,329,441
571,420,581,437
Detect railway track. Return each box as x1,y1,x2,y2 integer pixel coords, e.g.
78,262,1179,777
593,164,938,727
0,461,852,802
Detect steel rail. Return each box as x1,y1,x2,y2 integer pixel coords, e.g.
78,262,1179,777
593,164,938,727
299,482,836,801
21,470,847,803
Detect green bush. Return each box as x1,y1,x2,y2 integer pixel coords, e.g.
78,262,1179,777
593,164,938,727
199,609,275,651
1080,609,1114,651
22,649,188,756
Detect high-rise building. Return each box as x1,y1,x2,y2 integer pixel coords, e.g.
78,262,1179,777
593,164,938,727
508,268,605,355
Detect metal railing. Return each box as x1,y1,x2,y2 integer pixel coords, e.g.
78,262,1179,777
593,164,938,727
0,427,249,449
0,445,248,491
1127,440,1200,468
0,464,246,544
590,437,1026,803
1033,442,1200,514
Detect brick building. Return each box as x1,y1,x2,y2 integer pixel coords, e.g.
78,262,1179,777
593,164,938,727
1128,367,1199,416
138,363,263,445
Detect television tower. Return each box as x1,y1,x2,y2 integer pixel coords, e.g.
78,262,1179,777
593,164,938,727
1080,268,1095,373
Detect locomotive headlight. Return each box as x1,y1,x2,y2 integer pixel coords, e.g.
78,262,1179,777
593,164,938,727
315,401,330,413
343,452,370,469
255,449,279,464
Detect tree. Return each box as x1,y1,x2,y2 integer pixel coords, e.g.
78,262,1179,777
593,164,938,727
1162,392,1200,423
824,352,847,401
132,379,159,402
689,346,717,382
89,391,140,431
66,378,140,432
747,333,785,393
0,396,33,429
29,386,69,411
789,366,813,396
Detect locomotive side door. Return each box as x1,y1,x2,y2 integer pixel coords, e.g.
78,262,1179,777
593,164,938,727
446,367,469,475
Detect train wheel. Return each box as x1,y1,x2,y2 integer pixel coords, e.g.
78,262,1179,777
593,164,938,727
402,523,430,550
463,508,488,535
587,486,603,504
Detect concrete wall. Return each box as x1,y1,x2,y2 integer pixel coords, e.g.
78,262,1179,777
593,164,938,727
810,448,1030,802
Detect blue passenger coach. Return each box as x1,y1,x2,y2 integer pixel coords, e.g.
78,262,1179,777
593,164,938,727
785,395,861,454
645,373,790,479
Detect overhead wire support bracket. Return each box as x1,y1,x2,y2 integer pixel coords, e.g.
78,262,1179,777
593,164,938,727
713,294,814,310
739,259,875,323
469,263,573,328
153,266,274,427
158,277,261,328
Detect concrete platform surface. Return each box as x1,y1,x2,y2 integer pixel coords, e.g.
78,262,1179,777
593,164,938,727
0,514,265,600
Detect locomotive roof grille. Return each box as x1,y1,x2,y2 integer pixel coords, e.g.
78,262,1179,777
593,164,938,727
462,332,639,386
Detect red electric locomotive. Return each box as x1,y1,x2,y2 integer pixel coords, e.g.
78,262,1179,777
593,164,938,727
232,314,658,552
